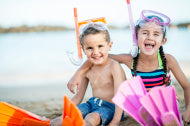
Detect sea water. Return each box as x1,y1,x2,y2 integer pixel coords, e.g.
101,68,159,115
0,28,190,88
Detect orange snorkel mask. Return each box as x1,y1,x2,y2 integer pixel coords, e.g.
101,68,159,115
78,17,108,38
78,17,106,27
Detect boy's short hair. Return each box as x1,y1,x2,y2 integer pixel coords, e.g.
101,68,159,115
79,23,111,46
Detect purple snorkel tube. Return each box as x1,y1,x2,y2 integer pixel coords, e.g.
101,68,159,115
126,0,138,57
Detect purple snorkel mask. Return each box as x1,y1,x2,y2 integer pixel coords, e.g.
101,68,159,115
136,10,171,33
140,10,171,26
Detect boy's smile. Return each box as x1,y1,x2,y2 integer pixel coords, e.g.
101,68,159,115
82,33,112,65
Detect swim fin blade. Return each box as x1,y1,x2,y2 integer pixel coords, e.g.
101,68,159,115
140,86,183,126
0,102,50,126
62,95,85,126
112,76,158,126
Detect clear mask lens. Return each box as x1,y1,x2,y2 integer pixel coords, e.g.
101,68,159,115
141,10,171,26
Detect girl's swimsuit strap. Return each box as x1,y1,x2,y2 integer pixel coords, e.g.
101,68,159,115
131,52,163,69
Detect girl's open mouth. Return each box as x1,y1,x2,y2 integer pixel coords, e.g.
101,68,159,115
145,44,155,49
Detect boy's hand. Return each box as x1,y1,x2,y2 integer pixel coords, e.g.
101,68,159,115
67,74,81,94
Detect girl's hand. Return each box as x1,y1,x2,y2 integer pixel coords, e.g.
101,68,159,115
182,109,190,125
67,73,81,94
67,60,92,94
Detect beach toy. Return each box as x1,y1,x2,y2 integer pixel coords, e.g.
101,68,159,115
125,0,138,57
0,102,50,126
112,76,158,126
62,95,85,126
140,86,183,126
67,8,83,66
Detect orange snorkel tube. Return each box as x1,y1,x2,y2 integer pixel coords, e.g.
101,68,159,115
74,8,82,59
67,8,83,66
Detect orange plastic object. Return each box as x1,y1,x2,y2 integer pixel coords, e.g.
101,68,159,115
78,17,106,28
20,118,50,126
62,95,85,126
74,8,82,59
126,0,130,4
0,102,50,126
62,116,73,126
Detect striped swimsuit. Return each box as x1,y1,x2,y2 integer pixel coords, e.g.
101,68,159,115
131,53,171,92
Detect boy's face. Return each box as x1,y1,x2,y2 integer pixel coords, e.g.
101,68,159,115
137,22,167,55
82,33,112,65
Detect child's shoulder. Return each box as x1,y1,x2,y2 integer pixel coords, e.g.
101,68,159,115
165,54,179,69
165,54,177,62
108,58,124,70
109,58,121,65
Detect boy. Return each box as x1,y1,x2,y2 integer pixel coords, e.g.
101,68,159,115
51,22,126,126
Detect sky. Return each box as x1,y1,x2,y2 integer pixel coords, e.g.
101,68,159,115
0,0,189,28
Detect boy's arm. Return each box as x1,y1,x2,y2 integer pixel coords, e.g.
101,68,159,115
167,54,190,122
67,60,92,94
109,61,126,125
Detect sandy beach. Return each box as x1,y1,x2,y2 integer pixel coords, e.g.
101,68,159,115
0,60,190,125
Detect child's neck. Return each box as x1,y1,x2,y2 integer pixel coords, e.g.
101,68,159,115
139,53,158,62
138,53,159,71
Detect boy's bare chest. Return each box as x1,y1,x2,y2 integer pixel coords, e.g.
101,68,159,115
86,68,113,88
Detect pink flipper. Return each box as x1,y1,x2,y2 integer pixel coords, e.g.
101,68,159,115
112,76,158,126
140,86,183,126
138,106,159,126
160,86,181,121
161,112,181,126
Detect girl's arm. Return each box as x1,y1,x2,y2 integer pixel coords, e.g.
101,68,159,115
67,60,92,94
51,75,89,126
71,74,89,105
109,54,133,68
167,54,190,122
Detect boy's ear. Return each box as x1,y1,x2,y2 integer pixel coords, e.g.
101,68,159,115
162,38,167,45
109,42,113,51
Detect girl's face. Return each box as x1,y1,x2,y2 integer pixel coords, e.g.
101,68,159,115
82,33,112,65
137,22,167,56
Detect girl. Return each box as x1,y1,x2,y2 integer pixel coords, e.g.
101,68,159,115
67,10,190,124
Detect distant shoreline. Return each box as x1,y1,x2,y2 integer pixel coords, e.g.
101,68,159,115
0,22,190,33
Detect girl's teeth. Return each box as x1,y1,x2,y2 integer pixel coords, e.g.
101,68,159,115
145,44,154,47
